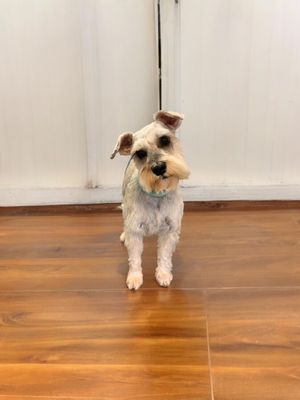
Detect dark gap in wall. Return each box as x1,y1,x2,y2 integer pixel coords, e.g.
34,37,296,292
157,0,162,109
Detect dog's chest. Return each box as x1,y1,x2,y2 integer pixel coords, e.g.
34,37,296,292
139,208,172,235
134,196,182,236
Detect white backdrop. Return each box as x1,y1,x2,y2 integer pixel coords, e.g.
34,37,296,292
1,0,300,205
0,0,158,205
161,0,300,200
0,0,87,189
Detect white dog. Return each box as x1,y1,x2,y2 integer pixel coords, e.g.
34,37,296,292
111,111,190,290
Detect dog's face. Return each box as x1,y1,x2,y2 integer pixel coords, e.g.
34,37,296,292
111,111,190,194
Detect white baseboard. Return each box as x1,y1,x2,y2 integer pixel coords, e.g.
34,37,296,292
1,184,300,207
0,187,122,207
181,184,300,201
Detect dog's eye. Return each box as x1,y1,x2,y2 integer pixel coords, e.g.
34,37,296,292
135,149,147,159
159,135,170,147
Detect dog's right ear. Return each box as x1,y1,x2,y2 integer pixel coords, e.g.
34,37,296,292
110,132,134,159
154,110,184,130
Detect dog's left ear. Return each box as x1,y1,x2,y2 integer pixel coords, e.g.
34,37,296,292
154,110,184,130
110,132,134,159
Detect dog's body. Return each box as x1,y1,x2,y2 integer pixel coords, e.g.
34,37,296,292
111,111,190,290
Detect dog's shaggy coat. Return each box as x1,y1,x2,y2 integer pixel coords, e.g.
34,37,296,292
111,111,190,290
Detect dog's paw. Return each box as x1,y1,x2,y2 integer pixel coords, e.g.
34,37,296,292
155,269,173,287
120,232,125,243
126,271,143,290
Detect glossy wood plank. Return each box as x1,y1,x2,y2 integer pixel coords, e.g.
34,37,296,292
0,290,210,399
0,397,96,400
0,291,207,365
0,396,134,400
205,288,300,400
210,367,300,400
1,209,300,399
1,209,300,290
0,364,209,399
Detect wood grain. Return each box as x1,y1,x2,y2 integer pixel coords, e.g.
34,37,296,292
1,209,300,290
0,364,209,399
0,290,210,398
205,288,300,400
0,291,207,364
1,208,300,398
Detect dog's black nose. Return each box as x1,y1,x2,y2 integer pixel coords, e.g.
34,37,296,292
151,161,166,176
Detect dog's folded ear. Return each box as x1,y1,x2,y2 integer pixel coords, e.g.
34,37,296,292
154,110,184,130
110,132,134,159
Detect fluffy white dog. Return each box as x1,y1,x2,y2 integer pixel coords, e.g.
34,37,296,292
111,111,190,290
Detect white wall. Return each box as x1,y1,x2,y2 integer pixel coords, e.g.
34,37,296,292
94,0,159,187
162,0,300,196
0,0,87,188
2,0,300,205
0,0,158,204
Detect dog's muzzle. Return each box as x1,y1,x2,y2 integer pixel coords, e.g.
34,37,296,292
151,161,166,176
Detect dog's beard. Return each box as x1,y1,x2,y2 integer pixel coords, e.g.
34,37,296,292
165,154,190,180
139,155,190,194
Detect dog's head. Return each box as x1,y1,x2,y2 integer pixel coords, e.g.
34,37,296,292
111,111,190,195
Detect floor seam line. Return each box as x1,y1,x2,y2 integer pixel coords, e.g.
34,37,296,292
204,290,215,400
0,286,300,294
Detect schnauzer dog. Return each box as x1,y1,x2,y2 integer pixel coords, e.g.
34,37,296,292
111,111,190,290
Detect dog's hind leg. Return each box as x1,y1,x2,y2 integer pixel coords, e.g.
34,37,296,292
156,231,179,287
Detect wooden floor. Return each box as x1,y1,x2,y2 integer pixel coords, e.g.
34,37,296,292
0,207,300,399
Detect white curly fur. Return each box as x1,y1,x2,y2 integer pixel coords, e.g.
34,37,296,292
112,111,189,290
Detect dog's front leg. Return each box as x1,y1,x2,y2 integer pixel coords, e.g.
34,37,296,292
125,232,144,290
156,231,179,287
